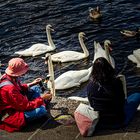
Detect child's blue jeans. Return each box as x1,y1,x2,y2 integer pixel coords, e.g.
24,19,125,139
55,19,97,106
24,86,47,121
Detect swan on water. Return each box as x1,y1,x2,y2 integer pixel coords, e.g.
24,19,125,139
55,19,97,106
46,32,89,63
128,49,140,67
89,6,102,19
67,41,115,102
45,54,93,90
14,24,56,57
93,40,115,68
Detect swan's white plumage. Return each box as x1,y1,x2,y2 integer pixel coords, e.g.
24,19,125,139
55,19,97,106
50,32,89,63
51,51,86,62
68,96,89,102
46,53,93,90
93,40,115,68
14,24,55,57
54,67,92,90
128,49,140,67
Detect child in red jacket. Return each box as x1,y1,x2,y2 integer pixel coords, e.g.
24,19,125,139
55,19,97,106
0,58,52,132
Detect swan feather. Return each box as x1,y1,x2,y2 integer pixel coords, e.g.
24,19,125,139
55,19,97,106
93,41,115,68
54,67,92,90
128,49,140,67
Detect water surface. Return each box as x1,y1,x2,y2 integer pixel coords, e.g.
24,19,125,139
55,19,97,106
0,0,140,97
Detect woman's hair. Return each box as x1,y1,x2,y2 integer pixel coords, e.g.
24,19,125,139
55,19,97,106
91,57,115,83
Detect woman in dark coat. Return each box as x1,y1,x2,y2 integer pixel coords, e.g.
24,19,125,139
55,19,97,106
87,57,140,129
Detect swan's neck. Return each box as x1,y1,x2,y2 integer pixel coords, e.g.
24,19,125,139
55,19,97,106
46,29,55,49
79,36,89,57
104,44,111,64
48,56,56,96
117,74,127,99
88,66,93,75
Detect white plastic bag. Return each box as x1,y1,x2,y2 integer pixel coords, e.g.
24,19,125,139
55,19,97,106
74,103,99,136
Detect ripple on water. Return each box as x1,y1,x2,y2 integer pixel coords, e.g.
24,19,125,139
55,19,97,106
0,0,140,96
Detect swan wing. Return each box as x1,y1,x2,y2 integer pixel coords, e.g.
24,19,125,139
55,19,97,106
128,49,140,67
32,44,55,56
133,49,140,62
15,43,52,56
93,42,106,63
55,76,80,90
51,51,85,62
14,49,33,56
93,42,115,68
55,68,92,90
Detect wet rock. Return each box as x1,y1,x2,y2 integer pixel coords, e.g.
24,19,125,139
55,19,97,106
49,96,89,117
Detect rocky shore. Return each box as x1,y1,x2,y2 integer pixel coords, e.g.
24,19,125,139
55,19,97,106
1,96,140,140
49,96,89,117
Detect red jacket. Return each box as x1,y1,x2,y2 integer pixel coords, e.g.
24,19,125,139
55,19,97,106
0,74,44,132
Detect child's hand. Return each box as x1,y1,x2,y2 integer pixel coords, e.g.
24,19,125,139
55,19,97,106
41,92,52,101
27,78,42,87
32,78,42,85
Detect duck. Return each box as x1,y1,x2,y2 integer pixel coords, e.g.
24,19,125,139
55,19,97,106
89,6,102,19
128,49,140,67
14,24,56,57
48,32,89,63
93,40,115,68
120,28,140,37
45,54,93,90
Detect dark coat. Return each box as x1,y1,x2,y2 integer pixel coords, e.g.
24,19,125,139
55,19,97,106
87,78,125,127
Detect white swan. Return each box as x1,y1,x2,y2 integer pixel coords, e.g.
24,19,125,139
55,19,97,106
14,24,56,57
128,49,140,67
49,32,89,63
45,54,93,90
93,40,115,68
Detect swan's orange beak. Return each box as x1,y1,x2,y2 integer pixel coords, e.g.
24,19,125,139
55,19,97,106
0,64,5,67
51,28,54,32
109,46,113,52
45,61,48,64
